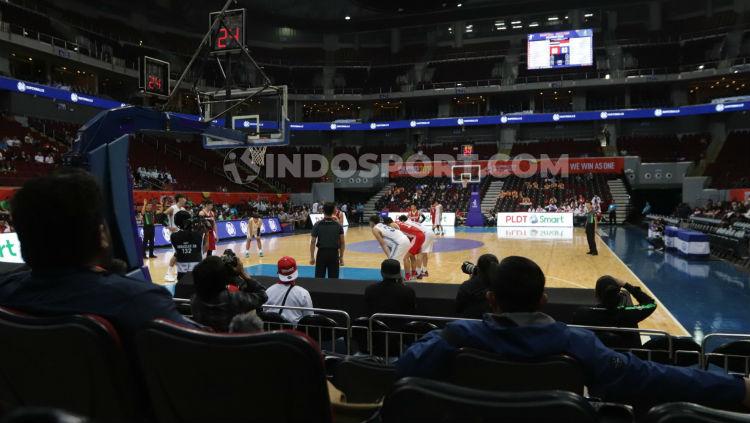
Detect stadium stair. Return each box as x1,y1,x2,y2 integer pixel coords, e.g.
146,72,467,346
607,179,631,223
364,182,395,218
481,179,504,215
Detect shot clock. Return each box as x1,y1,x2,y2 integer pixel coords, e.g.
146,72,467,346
139,56,170,97
209,9,246,54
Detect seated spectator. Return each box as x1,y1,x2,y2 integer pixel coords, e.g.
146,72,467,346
397,256,750,407
0,170,195,344
365,259,417,315
263,256,313,324
572,276,656,347
44,154,54,164
191,255,268,332
34,153,44,163
455,254,498,319
229,310,264,333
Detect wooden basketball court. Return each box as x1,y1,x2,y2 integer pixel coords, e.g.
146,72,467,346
145,226,687,336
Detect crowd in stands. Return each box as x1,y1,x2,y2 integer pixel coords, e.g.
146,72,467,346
376,177,482,214
674,199,750,224
0,115,67,185
493,174,614,216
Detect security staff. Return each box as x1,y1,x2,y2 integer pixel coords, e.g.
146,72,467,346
310,202,345,278
585,201,598,256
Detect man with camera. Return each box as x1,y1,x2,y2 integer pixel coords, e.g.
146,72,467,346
455,254,499,319
572,275,657,347
191,250,268,332
171,211,208,297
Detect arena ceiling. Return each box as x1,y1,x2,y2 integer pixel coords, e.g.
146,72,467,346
44,0,633,33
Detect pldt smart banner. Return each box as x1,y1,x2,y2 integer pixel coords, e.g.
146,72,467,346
496,213,574,228
139,218,282,247
2,76,750,131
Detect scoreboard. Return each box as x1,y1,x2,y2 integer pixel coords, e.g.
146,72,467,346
527,29,593,70
209,9,246,54
140,56,170,97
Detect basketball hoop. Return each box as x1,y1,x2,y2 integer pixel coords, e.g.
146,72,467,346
248,146,267,166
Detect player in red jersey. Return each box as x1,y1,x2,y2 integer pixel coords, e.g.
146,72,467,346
333,206,344,224
407,204,421,222
390,215,425,280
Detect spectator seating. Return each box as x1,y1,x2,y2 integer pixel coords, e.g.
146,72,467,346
0,116,67,186
510,138,603,158
449,350,585,395
706,131,750,188
646,402,750,423
379,378,602,423
492,174,614,214
376,176,491,214
0,307,143,423
618,133,709,162
135,319,332,423
331,357,397,403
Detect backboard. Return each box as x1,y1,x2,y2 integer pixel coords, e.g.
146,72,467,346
200,84,289,149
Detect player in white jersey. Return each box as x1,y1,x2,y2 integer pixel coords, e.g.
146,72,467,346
166,194,188,232
432,200,444,235
398,215,434,278
369,215,410,274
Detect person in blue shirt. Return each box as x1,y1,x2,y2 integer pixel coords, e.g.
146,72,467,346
397,256,750,408
0,170,196,346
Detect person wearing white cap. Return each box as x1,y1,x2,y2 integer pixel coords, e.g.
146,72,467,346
263,256,313,324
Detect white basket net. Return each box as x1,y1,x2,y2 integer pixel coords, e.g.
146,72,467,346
249,146,267,166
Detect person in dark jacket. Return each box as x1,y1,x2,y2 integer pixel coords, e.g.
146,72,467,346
397,256,750,408
191,255,268,332
0,170,196,347
572,276,658,348
455,254,499,319
365,259,416,315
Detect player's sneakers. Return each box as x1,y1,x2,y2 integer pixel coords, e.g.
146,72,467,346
244,251,250,258
259,251,264,257
423,270,429,277
405,273,411,281
416,273,423,280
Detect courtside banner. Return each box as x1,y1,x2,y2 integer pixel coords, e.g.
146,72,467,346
385,212,456,226
139,218,283,247
0,233,23,263
497,226,574,240
310,213,349,227
496,212,574,228
388,157,624,177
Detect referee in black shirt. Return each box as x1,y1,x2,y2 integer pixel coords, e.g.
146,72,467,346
310,203,345,278
585,201,598,256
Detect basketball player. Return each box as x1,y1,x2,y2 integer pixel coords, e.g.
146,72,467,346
407,204,420,222
166,194,187,232
332,205,344,224
198,200,217,256
392,215,426,280
244,213,264,258
369,215,410,277
399,215,434,278
432,200,444,235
